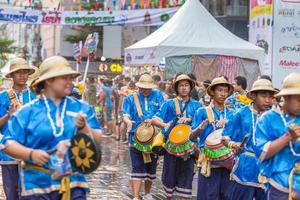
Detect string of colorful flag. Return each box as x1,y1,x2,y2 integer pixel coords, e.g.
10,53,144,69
5,0,185,11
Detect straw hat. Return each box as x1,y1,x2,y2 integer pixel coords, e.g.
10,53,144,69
246,79,277,100
173,74,195,91
135,74,157,89
5,58,35,78
33,56,80,86
275,72,300,97
206,77,233,97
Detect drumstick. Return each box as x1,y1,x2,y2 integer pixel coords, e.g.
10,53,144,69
240,133,250,148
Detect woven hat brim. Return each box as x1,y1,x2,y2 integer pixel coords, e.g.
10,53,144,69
206,83,234,97
135,82,157,89
5,67,36,78
173,79,196,91
274,88,300,97
246,87,278,99
33,69,80,86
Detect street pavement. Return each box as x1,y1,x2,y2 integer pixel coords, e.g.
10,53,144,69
0,137,198,199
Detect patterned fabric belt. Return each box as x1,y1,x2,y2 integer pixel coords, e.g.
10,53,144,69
23,163,71,200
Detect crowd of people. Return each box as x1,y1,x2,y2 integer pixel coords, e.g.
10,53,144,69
0,55,299,200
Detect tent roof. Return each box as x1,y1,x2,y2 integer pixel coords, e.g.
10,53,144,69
125,0,264,65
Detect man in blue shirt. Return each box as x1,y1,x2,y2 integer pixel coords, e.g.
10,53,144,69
152,74,201,200
254,72,300,200
123,74,165,200
192,76,235,200
0,58,36,200
222,79,277,200
227,76,249,110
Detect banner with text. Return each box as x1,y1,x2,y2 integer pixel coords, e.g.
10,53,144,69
0,8,177,26
272,0,300,87
249,0,273,76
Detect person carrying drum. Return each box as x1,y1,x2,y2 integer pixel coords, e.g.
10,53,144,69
254,72,300,200
222,79,277,200
151,74,201,200
191,76,235,200
122,74,165,200
1,56,102,200
0,58,36,200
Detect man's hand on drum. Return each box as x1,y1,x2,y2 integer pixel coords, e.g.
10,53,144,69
177,117,192,124
231,142,243,154
216,119,227,128
144,119,153,127
30,149,50,166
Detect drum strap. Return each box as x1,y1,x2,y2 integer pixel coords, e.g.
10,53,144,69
173,98,190,117
133,93,143,118
205,107,215,124
174,98,181,116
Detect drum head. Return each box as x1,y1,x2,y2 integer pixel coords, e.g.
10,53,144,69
69,132,101,174
169,124,191,146
205,129,224,146
135,124,155,144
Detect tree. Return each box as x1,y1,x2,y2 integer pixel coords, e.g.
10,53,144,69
0,38,16,68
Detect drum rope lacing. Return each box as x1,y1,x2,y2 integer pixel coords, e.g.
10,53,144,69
43,95,67,138
12,87,32,105
279,110,300,157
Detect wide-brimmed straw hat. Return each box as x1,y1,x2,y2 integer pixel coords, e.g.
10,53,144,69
135,74,157,89
206,77,233,97
27,65,39,86
275,72,300,97
173,74,195,91
5,58,35,78
246,79,277,100
33,56,80,86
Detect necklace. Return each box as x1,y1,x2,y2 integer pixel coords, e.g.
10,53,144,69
251,105,258,145
209,103,227,129
12,88,31,105
279,111,300,157
43,95,67,138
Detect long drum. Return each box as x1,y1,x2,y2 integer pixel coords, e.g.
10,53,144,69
204,129,235,169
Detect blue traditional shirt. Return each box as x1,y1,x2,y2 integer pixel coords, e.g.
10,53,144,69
254,108,300,193
0,88,36,164
122,89,165,145
223,105,263,188
192,105,234,148
154,98,201,142
226,91,247,111
3,96,101,196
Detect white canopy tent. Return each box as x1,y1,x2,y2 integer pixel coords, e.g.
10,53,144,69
125,0,264,66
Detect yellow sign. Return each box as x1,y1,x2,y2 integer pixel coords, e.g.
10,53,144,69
110,63,123,73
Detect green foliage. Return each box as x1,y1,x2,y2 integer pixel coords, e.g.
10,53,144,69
0,38,16,68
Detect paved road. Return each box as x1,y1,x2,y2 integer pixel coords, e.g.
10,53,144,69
0,137,198,199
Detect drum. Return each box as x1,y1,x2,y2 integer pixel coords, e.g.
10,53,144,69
133,123,156,152
69,132,101,174
203,129,235,169
166,124,197,157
